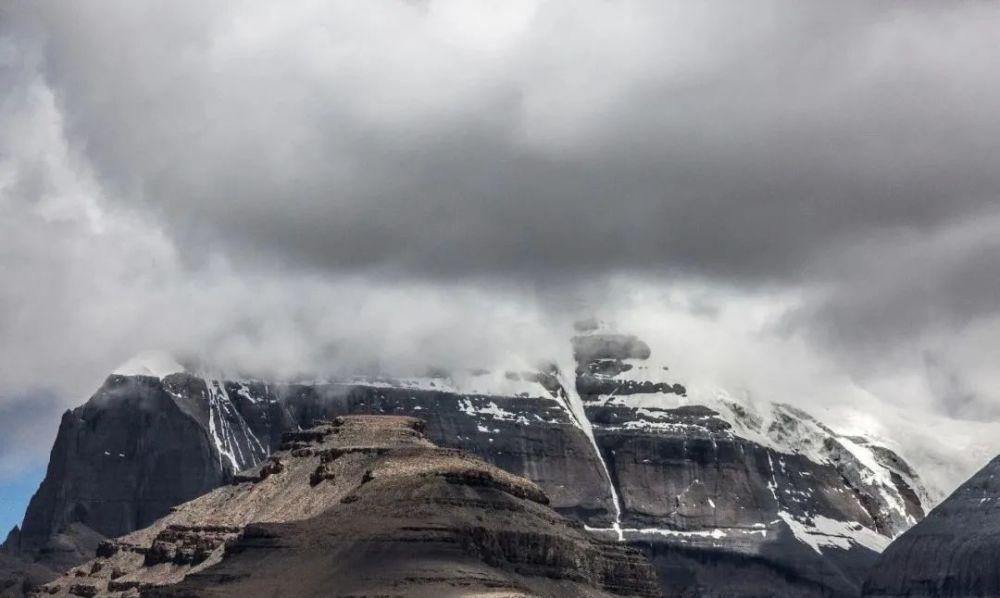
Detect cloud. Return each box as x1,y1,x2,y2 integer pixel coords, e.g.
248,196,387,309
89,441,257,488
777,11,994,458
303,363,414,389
19,1,1000,284
2,0,1000,475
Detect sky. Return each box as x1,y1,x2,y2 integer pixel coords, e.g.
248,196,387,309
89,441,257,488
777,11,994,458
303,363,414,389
3,0,1000,525
0,465,43,536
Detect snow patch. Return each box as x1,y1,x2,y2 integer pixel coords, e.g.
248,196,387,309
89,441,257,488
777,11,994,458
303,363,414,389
778,511,889,554
234,383,259,404
596,392,687,410
114,350,184,378
350,370,551,398
457,398,542,425
623,527,727,540
586,525,768,540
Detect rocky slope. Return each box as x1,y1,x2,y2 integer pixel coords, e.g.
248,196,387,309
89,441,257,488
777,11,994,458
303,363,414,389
569,330,926,597
2,374,252,590
862,454,1000,597
5,329,931,596
0,550,55,598
35,415,660,597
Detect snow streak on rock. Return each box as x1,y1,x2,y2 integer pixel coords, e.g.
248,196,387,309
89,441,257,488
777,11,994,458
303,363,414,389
205,380,266,473
555,367,625,542
570,329,926,554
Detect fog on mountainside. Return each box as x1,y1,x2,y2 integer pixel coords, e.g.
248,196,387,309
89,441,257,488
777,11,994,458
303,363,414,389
3,2,1000,597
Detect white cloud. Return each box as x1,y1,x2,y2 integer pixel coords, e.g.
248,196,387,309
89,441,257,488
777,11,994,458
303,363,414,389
2,0,1000,488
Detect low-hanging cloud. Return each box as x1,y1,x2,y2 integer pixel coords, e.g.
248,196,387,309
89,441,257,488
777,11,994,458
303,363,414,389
3,0,1000,476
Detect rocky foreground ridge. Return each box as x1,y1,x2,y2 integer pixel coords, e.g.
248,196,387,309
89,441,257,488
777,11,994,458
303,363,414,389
3,328,933,596
862,454,1000,597
34,415,659,597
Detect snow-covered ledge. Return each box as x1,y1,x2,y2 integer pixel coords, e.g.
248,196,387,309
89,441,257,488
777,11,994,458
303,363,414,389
113,350,185,378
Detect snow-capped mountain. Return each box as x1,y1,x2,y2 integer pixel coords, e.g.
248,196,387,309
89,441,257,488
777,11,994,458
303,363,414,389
3,328,951,596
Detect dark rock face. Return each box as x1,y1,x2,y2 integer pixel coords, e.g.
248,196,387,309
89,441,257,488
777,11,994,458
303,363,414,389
143,525,243,567
863,455,1000,597
0,552,55,598
11,333,931,597
322,386,619,526
581,403,899,596
11,372,619,569
571,332,926,597
15,376,232,562
572,334,652,363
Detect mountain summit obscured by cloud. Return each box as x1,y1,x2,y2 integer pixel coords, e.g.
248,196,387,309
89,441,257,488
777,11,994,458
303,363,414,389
2,1,1000,473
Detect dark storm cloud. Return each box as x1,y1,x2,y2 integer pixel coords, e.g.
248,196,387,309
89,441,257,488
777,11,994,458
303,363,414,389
24,1,1000,285
796,216,1000,347
3,0,1000,439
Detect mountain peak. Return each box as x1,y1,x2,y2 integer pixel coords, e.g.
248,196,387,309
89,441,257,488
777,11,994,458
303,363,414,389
112,351,184,379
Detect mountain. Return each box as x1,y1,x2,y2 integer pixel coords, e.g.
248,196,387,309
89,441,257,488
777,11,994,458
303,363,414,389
0,548,54,598
566,331,926,596
4,329,931,596
862,454,1000,597
36,415,660,597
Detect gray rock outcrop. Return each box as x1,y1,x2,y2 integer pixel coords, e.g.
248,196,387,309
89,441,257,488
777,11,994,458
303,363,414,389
863,454,1000,597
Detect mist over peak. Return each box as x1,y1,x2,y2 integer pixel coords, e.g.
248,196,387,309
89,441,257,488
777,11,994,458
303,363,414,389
2,0,1000,481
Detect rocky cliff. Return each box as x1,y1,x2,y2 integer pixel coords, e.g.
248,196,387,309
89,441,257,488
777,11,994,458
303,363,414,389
569,331,926,597
10,375,246,561
36,415,660,597
6,330,931,596
0,549,54,598
863,454,1000,597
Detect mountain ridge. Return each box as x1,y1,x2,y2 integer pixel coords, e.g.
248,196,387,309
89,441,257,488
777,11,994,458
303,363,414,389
3,331,935,596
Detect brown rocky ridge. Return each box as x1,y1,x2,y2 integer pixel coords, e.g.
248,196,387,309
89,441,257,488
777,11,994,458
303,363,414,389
36,415,660,598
